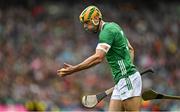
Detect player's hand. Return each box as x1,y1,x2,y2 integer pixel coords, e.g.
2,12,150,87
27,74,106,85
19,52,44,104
57,63,76,77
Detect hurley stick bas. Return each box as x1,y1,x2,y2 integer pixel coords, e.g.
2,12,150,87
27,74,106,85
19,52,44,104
82,68,154,108
142,89,180,101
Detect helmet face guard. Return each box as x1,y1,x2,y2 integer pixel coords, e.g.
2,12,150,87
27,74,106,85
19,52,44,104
79,6,102,26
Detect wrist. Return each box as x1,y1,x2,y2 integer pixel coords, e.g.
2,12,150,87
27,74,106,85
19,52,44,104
73,65,79,72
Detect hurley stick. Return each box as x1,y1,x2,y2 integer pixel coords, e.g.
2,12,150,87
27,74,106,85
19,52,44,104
142,89,180,101
82,68,154,108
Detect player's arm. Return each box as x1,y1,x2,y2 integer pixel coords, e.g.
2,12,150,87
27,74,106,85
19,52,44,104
57,44,110,77
75,43,110,70
74,48,106,71
127,40,134,62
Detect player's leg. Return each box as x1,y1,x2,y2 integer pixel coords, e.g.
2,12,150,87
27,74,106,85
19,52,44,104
121,71,142,111
108,99,124,111
109,78,127,111
122,96,141,111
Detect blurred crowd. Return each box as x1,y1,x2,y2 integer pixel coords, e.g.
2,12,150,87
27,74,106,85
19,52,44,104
0,1,179,111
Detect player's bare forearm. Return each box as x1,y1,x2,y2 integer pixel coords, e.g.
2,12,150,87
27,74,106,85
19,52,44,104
129,48,134,62
127,40,134,62
58,54,103,77
74,53,103,71
57,48,106,77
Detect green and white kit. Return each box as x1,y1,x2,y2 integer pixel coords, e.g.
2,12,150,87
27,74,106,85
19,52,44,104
96,22,142,100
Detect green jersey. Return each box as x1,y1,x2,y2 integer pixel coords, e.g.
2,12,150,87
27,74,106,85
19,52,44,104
98,22,137,84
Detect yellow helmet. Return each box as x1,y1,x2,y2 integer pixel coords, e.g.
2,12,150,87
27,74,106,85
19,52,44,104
79,6,102,24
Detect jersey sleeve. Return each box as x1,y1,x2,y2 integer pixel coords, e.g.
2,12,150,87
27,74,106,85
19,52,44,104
99,29,114,46
96,29,114,53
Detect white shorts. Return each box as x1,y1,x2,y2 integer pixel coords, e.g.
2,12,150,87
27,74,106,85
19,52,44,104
111,72,142,101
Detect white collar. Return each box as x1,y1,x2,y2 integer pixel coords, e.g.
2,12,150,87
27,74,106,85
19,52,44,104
101,22,105,31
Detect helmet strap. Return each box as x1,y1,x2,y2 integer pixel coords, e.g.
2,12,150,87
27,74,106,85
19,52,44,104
91,18,101,32
91,19,98,26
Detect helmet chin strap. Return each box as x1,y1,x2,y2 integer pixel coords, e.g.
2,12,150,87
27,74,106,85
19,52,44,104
92,19,99,26
91,19,101,32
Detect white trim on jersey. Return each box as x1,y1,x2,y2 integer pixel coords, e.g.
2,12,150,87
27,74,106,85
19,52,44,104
96,43,111,53
101,22,106,31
